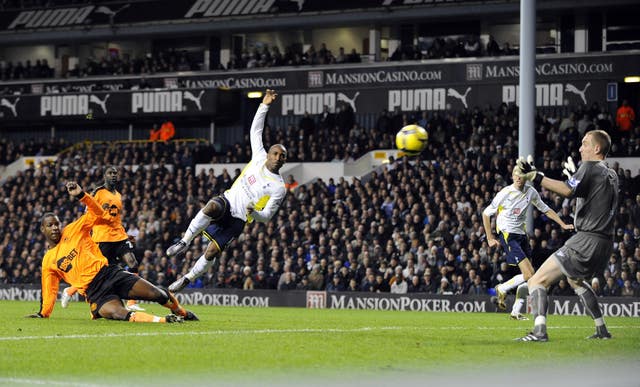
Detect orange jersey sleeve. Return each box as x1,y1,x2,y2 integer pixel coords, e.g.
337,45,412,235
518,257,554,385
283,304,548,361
39,194,109,317
91,187,128,243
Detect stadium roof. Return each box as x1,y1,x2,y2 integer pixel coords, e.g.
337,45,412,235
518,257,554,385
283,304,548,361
0,0,638,44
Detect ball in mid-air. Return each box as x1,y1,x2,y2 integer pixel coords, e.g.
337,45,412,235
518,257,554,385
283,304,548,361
395,124,428,156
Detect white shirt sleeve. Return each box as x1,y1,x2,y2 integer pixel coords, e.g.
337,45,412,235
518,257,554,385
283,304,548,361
250,103,269,159
250,185,286,223
483,188,506,217
530,188,551,213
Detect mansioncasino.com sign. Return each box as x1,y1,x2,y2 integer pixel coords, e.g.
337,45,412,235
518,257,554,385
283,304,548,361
1,53,637,120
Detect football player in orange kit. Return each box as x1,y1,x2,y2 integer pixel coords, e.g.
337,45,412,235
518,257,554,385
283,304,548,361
61,166,144,311
26,181,197,323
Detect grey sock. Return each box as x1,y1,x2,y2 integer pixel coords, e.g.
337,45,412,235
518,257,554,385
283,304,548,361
576,283,603,320
530,286,548,335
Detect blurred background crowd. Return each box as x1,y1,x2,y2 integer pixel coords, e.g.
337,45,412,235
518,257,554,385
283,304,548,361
1,102,638,298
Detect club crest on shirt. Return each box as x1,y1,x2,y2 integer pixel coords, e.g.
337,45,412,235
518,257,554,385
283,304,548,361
248,175,256,185
567,177,579,189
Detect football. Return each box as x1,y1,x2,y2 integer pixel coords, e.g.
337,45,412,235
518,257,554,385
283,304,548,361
395,124,428,156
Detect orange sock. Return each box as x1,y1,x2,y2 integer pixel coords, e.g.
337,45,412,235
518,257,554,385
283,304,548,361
162,290,186,317
128,311,165,323
65,286,78,296
126,299,138,306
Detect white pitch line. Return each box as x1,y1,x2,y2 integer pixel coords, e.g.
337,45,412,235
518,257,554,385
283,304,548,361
0,325,637,342
0,378,103,387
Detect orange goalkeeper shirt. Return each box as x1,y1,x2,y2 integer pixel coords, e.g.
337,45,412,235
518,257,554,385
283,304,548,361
91,187,128,243
40,194,109,317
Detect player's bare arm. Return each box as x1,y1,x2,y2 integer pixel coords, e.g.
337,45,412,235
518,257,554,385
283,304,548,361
262,89,277,105
540,178,573,198
544,209,575,231
481,212,499,248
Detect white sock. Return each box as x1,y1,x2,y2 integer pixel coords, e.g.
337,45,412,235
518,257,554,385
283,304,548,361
499,274,525,293
594,317,605,327
511,297,525,315
185,254,214,281
181,210,211,244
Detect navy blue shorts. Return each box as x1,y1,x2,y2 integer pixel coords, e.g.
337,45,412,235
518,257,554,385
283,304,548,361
498,232,531,266
202,196,245,251
85,265,139,319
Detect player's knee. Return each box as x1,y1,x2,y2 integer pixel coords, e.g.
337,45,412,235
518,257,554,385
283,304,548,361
204,250,218,261
203,199,220,217
104,309,129,321
151,287,169,303
516,283,529,298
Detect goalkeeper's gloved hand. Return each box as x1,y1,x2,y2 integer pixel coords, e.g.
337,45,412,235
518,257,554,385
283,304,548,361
515,155,544,185
562,156,576,179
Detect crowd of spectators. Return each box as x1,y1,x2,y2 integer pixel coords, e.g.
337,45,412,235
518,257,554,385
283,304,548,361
388,35,524,62
0,137,69,166
66,49,201,78
227,43,362,71
0,103,638,299
0,35,521,84
0,59,54,81
0,34,534,85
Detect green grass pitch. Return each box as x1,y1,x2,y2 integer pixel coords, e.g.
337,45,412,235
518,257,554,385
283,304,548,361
0,300,638,386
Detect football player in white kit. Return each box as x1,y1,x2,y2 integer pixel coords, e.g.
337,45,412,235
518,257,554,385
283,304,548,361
167,89,287,292
482,168,574,319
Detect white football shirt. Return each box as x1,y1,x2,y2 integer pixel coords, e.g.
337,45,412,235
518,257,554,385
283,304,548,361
223,103,286,223
483,183,550,235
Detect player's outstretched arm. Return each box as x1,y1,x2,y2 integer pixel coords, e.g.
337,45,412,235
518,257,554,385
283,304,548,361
66,181,109,222
249,90,277,157
544,209,575,231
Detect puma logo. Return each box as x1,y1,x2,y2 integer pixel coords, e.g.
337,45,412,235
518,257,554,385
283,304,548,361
337,91,360,112
183,90,205,111
447,87,472,109
89,94,110,114
565,82,591,105
1,97,20,116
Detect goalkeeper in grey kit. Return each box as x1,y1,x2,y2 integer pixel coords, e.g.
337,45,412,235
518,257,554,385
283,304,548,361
514,129,618,342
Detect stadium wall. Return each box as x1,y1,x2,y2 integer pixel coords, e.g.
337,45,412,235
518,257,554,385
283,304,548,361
2,284,639,317
2,52,637,115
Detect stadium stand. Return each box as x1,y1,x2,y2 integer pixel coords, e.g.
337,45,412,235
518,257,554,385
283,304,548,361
0,0,638,301
1,105,638,296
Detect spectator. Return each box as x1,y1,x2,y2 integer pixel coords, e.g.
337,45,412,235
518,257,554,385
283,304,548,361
159,121,176,141
390,271,408,294
620,279,635,297
467,275,486,295
551,278,574,296
285,175,299,192
602,277,621,297
486,35,500,56
615,100,635,139
149,123,160,141
326,274,346,291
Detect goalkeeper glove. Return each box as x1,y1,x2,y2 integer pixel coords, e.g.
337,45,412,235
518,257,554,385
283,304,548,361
562,156,576,179
515,155,544,186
